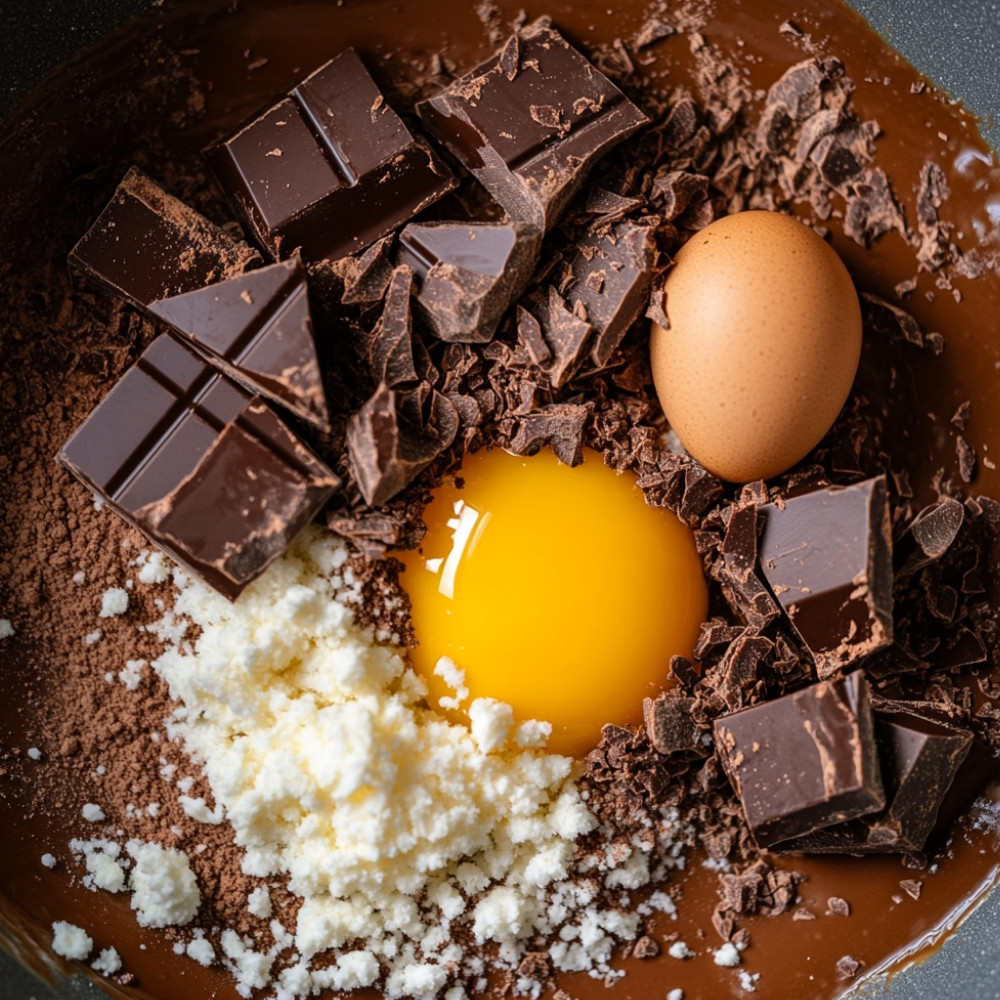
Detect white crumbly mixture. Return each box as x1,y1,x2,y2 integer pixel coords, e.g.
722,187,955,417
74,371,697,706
0,618,14,640
51,921,92,960
99,587,129,618
81,527,685,998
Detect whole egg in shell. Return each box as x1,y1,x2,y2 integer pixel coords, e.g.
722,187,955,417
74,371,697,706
649,211,863,483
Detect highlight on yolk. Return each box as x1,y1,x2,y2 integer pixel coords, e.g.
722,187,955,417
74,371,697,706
399,448,708,757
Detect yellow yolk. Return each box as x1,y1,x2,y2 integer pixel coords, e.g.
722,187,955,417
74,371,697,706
399,448,708,757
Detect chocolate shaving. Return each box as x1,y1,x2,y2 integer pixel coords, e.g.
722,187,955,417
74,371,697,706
347,382,458,506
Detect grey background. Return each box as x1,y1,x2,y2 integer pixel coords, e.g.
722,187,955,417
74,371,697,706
1,0,999,998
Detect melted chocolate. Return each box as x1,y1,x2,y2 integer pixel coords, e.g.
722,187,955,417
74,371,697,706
2,2,1000,1000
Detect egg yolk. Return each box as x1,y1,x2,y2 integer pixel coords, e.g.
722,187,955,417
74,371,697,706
399,448,708,757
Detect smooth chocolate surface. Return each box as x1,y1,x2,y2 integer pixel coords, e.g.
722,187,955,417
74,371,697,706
148,257,330,430
759,476,893,677
398,220,540,342
715,671,885,847
206,47,455,262
417,19,648,231
59,332,339,599
774,700,973,855
68,166,261,311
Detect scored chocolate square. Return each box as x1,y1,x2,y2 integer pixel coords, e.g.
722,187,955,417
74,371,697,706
207,48,456,262
59,333,340,600
714,671,885,847
759,475,893,677
417,20,648,231
148,258,330,432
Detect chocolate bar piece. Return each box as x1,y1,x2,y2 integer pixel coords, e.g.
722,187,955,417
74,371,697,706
556,216,659,367
148,258,330,431
206,48,455,263
417,21,648,231
59,333,339,600
772,700,973,855
714,671,885,847
398,220,540,342
69,167,261,312
759,476,893,677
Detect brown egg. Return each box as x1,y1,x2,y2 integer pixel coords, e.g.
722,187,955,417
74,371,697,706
650,211,862,482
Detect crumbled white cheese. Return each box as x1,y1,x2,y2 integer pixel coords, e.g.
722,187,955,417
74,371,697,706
433,656,469,710
92,947,123,975
186,933,215,966
739,970,760,992
127,840,200,927
136,528,686,998
87,630,103,646
713,942,742,967
247,886,272,919
667,990,685,1000
0,619,14,640
81,803,105,823
72,570,86,585
179,794,225,825
118,658,146,690
136,548,172,585
51,920,92,960
41,853,57,869
27,746,41,760
668,941,693,959
70,839,127,893
99,587,129,618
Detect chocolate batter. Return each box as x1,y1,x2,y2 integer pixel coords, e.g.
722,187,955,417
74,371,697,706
2,2,1000,1000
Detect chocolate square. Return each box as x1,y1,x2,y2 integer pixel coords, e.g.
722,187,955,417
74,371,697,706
417,20,648,231
59,333,339,600
759,476,893,677
714,671,885,847
207,48,455,262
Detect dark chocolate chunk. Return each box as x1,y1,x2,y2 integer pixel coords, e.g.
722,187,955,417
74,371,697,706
773,701,973,855
534,287,594,388
759,476,893,678
398,220,541,343
556,217,659,367
207,48,455,262
148,257,329,431
69,167,261,312
417,20,648,231
59,334,339,600
714,671,885,847
347,383,458,507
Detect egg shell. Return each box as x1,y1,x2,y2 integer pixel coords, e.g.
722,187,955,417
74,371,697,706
649,211,862,483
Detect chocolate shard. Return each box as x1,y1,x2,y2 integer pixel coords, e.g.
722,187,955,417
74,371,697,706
772,700,974,855
148,257,330,432
417,20,648,231
59,333,339,600
643,693,707,758
715,671,885,847
398,220,541,343
896,495,965,577
558,216,660,368
347,382,458,507
206,48,455,262
759,476,893,678
536,287,593,388
69,167,261,312
367,265,420,388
